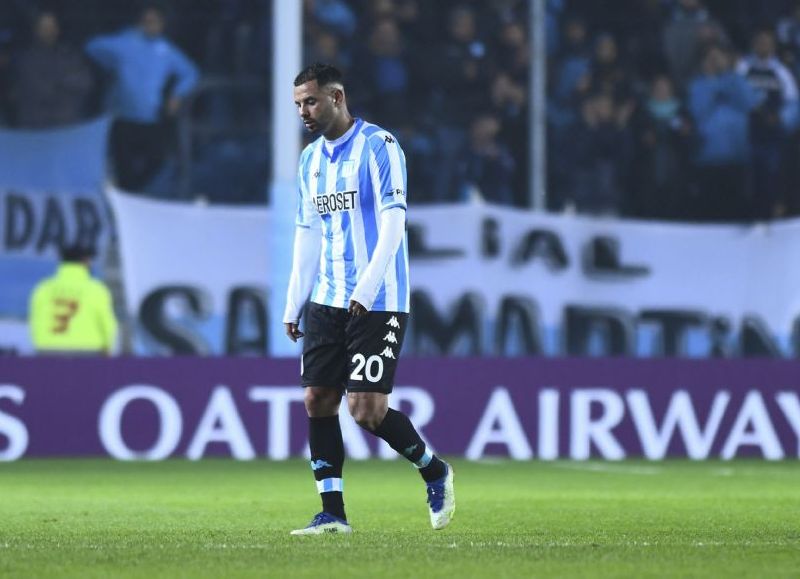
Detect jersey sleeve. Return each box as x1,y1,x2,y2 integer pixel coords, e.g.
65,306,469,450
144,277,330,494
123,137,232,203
368,133,408,212
295,149,320,228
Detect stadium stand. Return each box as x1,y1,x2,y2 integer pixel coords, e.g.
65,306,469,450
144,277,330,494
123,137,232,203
3,0,800,219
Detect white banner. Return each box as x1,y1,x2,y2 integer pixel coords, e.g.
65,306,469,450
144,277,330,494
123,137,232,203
407,206,800,357
108,192,800,357
109,189,274,355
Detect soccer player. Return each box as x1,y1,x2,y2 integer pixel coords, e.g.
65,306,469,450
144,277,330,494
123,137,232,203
283,63,455,535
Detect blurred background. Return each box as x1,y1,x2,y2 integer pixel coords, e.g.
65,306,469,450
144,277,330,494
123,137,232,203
3,0,800,359
2,0,800,465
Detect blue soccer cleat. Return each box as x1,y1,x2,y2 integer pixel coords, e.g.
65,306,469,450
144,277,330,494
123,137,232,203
290,512,352,536
426,463,455,530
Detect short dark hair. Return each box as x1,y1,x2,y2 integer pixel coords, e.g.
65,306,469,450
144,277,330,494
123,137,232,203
294,63,344,87
59,244,96,263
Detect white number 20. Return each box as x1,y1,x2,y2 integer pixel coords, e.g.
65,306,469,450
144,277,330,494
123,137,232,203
350,353,384,383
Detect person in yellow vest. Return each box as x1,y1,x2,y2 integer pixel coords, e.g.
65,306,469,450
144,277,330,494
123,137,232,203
29,245,118,355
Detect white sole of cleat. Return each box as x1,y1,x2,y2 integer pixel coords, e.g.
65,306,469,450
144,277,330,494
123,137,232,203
430,465,456,530
290,522,353,536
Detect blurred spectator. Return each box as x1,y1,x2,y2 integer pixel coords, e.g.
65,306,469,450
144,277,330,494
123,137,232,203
551,15,591,112
351,17,410,126
630,75,694,218
306,28,350,71
454,113,516,205
490,72,528,204
688,44,759,221
29,244,117,356
434,4,492,127
86,2,198,191
546,0,565,56
393,121,440,203
547,14,590,199
578,33,634,104
622,0,671,81
198,0,268,78
707,0,785,51
777,2,800,76
383,0,430,44
663,0,729,87
563,92,633,214
307,0,356,39
432,5,493,199
11,11,93,129
495,19,529,82
737,28,800,219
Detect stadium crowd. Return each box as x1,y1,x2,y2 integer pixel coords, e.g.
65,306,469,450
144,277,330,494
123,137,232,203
2,0,800,221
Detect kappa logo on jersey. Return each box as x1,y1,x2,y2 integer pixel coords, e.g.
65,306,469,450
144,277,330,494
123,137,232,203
380,347,396,359
383,331,398,344
315,190,358,215
384,135,395,143
386,316,400,328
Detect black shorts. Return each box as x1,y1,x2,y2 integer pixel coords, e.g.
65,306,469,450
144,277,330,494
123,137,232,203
301,302,408,393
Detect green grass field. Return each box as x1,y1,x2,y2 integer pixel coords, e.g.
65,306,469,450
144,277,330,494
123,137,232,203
0,459,798,578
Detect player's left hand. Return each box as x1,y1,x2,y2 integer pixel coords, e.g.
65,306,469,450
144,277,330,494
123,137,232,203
348,300,367,316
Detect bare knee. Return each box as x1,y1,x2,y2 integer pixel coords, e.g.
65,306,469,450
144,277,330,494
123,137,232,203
304,387,341,417
347,393,388,431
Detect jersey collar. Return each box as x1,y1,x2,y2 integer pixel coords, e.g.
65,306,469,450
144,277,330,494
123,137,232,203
322,118,361,159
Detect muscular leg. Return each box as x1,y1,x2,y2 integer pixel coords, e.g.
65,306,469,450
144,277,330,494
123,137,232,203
348,392,446,482
346,391,388,431
305,387,346,520
305,386,341,417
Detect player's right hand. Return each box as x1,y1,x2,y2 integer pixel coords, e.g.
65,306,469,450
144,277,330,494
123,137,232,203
285,322,304,342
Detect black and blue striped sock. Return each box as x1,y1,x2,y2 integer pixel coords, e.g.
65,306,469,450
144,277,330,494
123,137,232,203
372,408,446,483
309,415,346,521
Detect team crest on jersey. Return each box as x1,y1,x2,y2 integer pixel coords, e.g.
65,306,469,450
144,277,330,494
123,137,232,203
315,190,358,215
341,160,356,177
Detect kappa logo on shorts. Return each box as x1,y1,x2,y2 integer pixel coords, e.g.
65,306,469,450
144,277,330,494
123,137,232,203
380,347,396,359
386,316,400,328
383,331,398,344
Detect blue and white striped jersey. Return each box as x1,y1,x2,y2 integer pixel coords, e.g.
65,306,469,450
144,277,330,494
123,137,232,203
295,118,410,312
